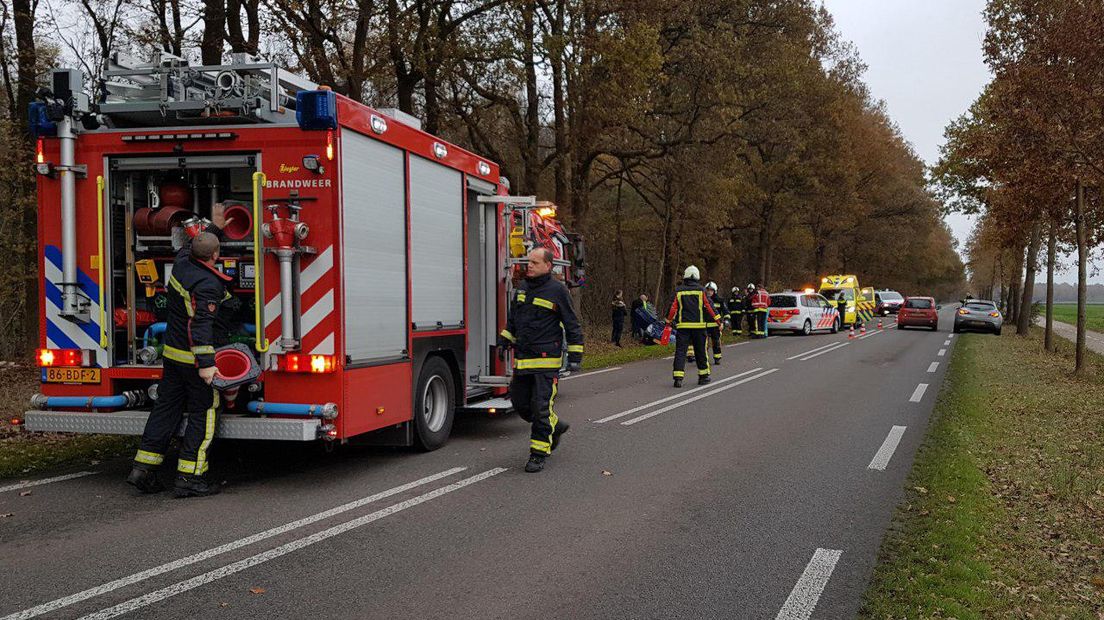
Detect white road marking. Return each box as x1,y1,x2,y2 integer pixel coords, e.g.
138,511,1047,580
726,341,750,348
799,342,849,361
663,355,674,360
78,468,506,620
927,362,939,373
868,426,907,471
948,333,955,338
943,339,951,346
622,369,779,426
3,467,468,620
0,471,94,495
561,367,621,381
909,383,928,403
787,341,841,360
858,329,883,340
592,368,765,424
937,348,946,357
775,548,843,620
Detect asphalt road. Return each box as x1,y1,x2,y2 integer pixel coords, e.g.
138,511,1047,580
0,308,959,620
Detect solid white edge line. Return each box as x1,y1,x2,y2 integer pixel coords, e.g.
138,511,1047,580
937,348,946,357
799,342,849,361
621,369,779,426
3,467,468,620
909,383,929,403
561,367,621,381
592,368,764,424
0,471,94,495
78,468,507,620
927,362,939,373
868,426,907,471
858,329,884,340
775,548,843,620
786,341,843,360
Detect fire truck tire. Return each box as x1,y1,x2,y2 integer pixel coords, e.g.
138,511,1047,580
413,356,456,451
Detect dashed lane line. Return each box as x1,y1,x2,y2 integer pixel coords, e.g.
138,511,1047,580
775,548,843,620
593,369,764,424
77,468,508,620
621,369,779,426
868,426,907,471
909,383,929,403
0,471,94,495
3,467,469,620
787,341,842,360
937,348,946,357
798,342,849,361
927,362,939,373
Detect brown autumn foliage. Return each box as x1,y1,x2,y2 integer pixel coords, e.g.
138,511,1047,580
0,0,965,356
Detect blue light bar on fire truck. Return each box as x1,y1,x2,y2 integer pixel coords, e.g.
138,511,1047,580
296,89,338,130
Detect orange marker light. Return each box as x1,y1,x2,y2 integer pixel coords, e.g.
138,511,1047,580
36,138,45,164
325,130,334,161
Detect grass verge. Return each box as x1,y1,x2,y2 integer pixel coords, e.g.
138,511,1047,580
0,366,137,480
860,329,1104,618
1050,302,1104,334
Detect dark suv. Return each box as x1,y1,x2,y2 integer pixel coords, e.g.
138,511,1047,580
874,290,904,315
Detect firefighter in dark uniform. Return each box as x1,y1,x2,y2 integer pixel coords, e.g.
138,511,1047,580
498,248,584,473
727,286,745,337
743,284,757,336
705,282,726,366
666,266,721,388
127,204,233,498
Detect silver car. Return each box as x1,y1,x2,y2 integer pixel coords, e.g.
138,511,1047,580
953,299,1003,334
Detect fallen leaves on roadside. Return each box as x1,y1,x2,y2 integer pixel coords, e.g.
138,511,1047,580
19,490,31,497
0,513,13,518
1091,577,1104,589
913,486,928,495
249,587,266,595
601,470,613,477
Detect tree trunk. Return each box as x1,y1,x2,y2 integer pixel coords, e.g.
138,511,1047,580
1074,178,1088,374
1044,220,1056,351
550,0,567,208
1017,220,1042,335
201,0,226,64
521,0,540,194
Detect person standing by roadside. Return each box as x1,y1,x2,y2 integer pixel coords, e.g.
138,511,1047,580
611,290,627,347
666,266,722,387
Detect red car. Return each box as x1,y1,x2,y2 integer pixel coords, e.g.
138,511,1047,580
897,296,939,331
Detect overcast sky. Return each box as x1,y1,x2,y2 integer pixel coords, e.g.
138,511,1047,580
820,0,1098,284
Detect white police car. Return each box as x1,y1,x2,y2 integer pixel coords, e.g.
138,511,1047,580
768,290,840,335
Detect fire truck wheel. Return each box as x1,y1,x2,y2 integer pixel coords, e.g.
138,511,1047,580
413,357,456,451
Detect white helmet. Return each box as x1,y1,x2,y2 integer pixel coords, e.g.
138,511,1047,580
706,281,717,292
747,283,756,291
683,265,700,280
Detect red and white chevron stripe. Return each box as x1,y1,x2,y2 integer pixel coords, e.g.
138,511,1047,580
264,245,336,355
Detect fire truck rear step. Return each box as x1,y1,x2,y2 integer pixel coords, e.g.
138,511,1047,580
461,397,512,412
25,410,321,441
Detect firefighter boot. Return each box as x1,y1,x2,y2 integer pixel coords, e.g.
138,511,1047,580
698,375,712,386
525,454,547,473
551,421,571,451
673,378,683,388
173,474,222,498
126,465,164,494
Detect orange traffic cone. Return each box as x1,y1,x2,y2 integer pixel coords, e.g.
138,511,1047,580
848,326,855,339
860,324,867,335
878,319,884,330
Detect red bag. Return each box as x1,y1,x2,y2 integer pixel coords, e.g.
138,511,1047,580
659,324,672,346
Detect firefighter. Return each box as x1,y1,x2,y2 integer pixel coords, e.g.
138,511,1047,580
726,286,745,337
498,248,584,474
743,284,757,336
705,282,726,365
126,205,233,498
749,283,770,338
666,266,721,388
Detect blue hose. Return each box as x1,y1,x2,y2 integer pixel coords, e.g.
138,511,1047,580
143,322,168,348
33,391,144,409
246,401,337,418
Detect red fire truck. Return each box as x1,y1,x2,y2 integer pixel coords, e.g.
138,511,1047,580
24,53,584,450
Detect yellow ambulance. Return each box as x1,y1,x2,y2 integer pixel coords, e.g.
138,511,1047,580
818,275,876,327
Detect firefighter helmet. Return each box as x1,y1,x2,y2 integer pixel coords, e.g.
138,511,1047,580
746,283,756,291
683,265,700,280
706,281,717,292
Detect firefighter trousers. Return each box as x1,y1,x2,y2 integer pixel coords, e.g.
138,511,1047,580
509,371,560,456
706,326,722,362
752,309,768,338
673,328,710,379
729,311,744,336
134,360,220,476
